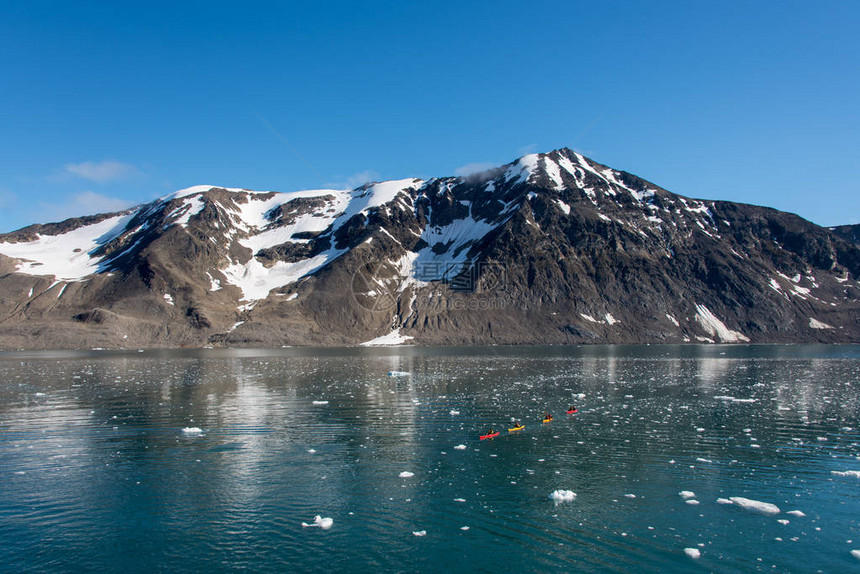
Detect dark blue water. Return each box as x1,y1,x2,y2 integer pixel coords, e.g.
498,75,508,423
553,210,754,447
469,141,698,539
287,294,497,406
1,345,859,572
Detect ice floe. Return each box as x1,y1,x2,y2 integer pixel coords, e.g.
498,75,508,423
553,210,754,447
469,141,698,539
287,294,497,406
312,400,329,405
453,444,467,450
831,470,860,478
549,490,577,504
412,530,427,537
302,515,333,530
399,471,415,478
181,427,203,435
679,491,696,499
684,548,701,559
728,497,780,515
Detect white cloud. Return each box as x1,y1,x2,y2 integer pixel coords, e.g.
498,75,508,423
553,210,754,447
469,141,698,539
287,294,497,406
64,160,139,183
454,162,495,177
518,143,538,155
327,170,380,190
39,191,136,222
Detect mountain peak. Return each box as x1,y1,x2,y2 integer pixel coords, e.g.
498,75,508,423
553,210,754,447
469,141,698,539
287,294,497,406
0,148,857,348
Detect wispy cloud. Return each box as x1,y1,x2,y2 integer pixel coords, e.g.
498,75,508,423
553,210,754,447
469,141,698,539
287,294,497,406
454,162,495,177
64,160,140,183
39,191,136,222
327,170,380,190
518,143,538,156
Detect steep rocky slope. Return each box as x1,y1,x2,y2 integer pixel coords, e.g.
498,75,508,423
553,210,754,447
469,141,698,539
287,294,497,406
1,149,858,349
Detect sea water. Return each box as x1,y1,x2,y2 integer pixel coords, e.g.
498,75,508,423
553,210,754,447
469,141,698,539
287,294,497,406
1,345,858,572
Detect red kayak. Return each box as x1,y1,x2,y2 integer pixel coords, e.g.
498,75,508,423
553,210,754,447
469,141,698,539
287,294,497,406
566,408,578,414
480,431,500,440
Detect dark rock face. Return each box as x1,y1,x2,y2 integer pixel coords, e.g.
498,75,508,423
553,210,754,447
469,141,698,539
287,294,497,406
0,150,858,349
831,224,860,246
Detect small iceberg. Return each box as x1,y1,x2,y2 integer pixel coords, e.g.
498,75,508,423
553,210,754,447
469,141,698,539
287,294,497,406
684,548,701,559
387,371,409,377
302,515,333,530
831,470,860,478
549,490,577,505
399,471,414,478
453,444,467,450
412,530,426,537
312,400,329,405
449,410,460,415
728,496,780,515
787,510,806,517
679,491,696,499
182,427,203,435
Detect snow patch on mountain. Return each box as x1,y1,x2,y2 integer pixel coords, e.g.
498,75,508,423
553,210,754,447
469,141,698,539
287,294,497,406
694,304,750,343
0,212,134,280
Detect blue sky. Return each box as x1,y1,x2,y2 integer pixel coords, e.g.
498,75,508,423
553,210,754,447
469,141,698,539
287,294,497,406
1,0,858,232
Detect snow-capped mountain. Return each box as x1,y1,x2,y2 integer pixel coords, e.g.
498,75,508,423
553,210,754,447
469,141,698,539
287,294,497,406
0,148,858,349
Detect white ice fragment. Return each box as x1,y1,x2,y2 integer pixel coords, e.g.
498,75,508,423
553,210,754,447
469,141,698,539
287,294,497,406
454,498,466,502
460,526,470,531
686,500,700,505
787,510,806,517
302,515,333,530
831,470,860,478
777,519,790,525
728,497,780,515
549,490,577,504
312,400,329,405
679,491,696,499
307,449,316,454
624,494,636,498
449,410,460,415
684,548,701,559
716,498,733,505
387,370,410,377
399,471,415,478
453,444,467,450
852,549,860,561
181,427,203,435
412,530,427,537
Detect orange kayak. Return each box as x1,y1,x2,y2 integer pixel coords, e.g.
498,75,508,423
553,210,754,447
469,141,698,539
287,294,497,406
480,432,500,440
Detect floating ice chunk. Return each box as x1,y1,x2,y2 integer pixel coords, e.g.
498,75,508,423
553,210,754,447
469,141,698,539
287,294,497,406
852,549,860,561
787,510,806,517
686,500,700,505
182,427,203,435
399,471,415,478
777,519,789,525
624,494,636,498
312,400,329,405
684,548,701,559
460,526,470,531
453,444,467,450
454,498,466,502
831,470,860,478
716,498,733,505
307,449,317,454
387,371,409,377
413,530,426,537
302,515,333,530
696,457,713,463
679,491,696,499
729,497,780,515
449,410,460,415
549,490,577,504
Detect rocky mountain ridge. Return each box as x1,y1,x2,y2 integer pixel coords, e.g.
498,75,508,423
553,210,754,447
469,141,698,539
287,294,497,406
0,148,858,349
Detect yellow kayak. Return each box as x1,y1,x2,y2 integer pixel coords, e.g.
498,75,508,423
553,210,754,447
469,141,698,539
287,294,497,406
542,417,553,424
508,425,525,432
